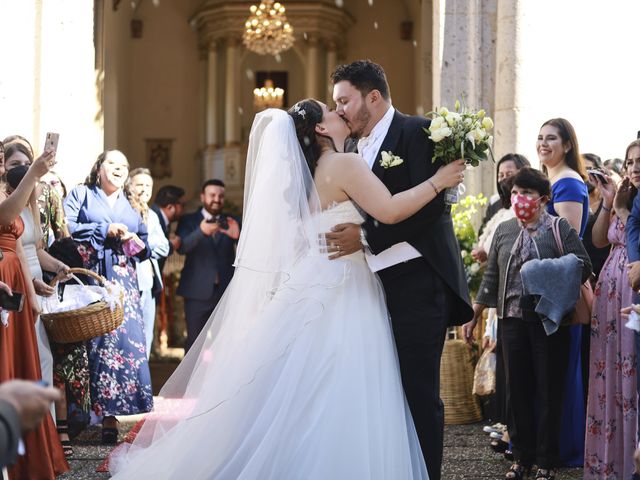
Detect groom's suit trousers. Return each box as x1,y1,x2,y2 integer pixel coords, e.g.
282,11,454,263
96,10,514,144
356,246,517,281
378,257,455,480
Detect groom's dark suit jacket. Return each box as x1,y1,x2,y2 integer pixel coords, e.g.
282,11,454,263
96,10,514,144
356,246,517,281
361,110,473,325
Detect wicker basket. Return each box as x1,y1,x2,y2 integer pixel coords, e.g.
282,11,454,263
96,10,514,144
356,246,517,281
440,339,482,425
41,268,124,344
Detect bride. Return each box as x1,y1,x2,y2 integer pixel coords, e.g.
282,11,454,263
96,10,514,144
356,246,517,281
109,100,465,479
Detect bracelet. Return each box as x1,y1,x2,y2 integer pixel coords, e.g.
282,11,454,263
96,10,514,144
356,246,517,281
427,179,440,195
601,203,612,212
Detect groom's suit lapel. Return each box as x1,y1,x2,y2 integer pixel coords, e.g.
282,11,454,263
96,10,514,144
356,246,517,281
372,111,404,181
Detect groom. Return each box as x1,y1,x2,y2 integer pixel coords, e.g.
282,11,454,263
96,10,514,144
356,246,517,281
327,60,473,480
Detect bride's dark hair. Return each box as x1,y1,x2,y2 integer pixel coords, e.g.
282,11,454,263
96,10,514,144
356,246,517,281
287,99,324,175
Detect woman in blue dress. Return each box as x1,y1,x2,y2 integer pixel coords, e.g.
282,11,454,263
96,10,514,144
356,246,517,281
537,118,589,472
64,150,153,443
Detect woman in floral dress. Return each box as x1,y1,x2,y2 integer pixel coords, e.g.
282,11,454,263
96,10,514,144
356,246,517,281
584,142,639,479
64,150,153,443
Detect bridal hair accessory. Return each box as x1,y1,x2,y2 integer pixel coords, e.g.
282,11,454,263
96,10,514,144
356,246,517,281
379,151,404,169
292,103,306,119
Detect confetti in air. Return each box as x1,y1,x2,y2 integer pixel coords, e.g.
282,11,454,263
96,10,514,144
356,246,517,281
368,0,373,5
303,136,311,146
413,40,418,48
238,107,244,115
373,21,378,29
246,69,255,80
303,32,308,40
335,0,344,6
275,53,282,63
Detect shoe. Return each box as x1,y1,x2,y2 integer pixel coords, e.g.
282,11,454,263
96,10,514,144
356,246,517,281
101,426,119,445
504,449,514,461
505,462,530,480
490,431,504,439
490,439,508,453
483,422,506,434
56,419,74,457
535,468,555,480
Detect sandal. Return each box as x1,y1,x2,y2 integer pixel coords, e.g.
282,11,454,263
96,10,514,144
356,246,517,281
535,468,555,480
505,462,530,480
101,425,119,445
56,419,74,457
504,449,514,461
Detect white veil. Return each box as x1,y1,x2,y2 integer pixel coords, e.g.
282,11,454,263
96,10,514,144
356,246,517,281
109,109,347,476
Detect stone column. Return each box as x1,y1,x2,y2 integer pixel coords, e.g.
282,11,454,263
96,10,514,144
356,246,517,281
306,37,319,99
206,43,218,147
224,38,239,146
493,0,523,164
201,43,224,182
325,41,337,104
438,0,497,205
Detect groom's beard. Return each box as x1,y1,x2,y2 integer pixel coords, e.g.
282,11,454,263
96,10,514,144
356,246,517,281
349,103,371,139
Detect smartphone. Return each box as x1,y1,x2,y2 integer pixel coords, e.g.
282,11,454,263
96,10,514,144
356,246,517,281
44,132,60,155
587,169,608,185
0,290,24,312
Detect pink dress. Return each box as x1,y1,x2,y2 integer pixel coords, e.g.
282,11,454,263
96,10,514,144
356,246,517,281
584,216,637,479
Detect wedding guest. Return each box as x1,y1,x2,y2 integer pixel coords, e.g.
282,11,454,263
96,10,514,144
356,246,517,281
126,168,170,357
473,174,517,455
64,150,153,444
176,179,239,352
583,141,639,479
464,167,592,480
538,117,589,468
0,146,69,478
150,185,185,274
477,153,530,239
581,154,611,281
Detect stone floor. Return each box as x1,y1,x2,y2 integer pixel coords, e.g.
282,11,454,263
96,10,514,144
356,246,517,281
58,419,583,479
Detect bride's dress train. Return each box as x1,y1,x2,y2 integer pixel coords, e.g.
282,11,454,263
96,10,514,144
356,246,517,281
109,109,428,479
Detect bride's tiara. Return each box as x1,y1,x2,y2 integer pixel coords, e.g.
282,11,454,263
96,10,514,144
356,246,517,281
292,103,306,119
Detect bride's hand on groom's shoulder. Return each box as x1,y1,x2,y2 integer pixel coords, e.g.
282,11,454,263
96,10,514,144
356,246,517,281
432,159,466,190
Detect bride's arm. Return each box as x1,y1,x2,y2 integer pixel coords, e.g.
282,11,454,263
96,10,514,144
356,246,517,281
335,154,465,225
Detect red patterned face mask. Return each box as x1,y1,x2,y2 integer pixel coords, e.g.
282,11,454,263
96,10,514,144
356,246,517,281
511,193,542,222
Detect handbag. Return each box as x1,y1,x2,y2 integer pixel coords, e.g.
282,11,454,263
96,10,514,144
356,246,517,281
550,217,593,325
472,347,496,396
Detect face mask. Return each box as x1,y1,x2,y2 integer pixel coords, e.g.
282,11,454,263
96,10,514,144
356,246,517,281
511,193,542,222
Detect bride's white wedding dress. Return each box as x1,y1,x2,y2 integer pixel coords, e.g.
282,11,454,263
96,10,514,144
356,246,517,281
109,111,428,480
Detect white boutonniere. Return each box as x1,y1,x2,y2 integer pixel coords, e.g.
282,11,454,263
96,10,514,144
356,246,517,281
379,151,404,169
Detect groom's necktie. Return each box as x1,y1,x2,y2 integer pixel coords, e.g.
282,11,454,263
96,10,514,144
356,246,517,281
356,136,370,154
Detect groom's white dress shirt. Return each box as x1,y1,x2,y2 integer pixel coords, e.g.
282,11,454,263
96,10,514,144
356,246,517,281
358,107,422,272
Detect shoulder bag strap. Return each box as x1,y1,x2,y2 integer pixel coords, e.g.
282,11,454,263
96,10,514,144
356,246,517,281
551,217,564,256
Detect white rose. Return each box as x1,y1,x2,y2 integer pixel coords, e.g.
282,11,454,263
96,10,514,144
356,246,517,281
430,127,452,142
445,112,461,127
482,117,494,130
477,109,486,119
438,107,449,116
430,116,447,131
473,127,486,142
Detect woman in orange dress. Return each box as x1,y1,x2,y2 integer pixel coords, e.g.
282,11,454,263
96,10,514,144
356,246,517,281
0,141,68,479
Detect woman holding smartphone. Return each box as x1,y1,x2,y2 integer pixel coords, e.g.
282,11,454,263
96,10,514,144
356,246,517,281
0,140,69,479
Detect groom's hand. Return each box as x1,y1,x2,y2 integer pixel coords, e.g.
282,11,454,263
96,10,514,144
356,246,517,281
325,223,362,260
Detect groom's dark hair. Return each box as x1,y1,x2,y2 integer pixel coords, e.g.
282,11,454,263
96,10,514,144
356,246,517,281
331,60,391,101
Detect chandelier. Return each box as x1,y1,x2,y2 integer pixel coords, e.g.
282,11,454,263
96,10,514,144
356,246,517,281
253,79,284,110
243,0,294,56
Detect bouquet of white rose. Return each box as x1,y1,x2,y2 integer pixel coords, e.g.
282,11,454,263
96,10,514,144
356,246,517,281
426,100,494,204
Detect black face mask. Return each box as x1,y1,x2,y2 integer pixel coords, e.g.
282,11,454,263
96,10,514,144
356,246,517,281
6,165,30,190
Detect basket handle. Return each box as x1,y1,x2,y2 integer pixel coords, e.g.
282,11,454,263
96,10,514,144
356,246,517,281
49,267,107,288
